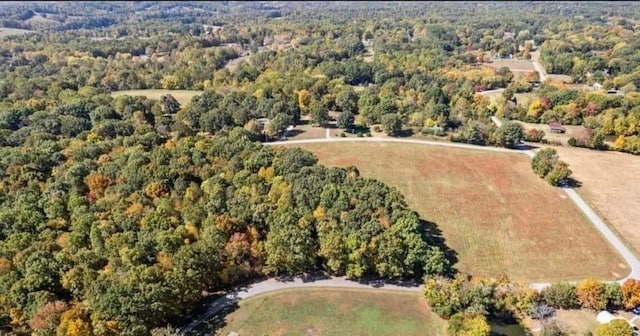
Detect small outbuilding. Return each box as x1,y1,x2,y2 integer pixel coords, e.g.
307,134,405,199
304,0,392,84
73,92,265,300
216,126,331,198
548,122,566,134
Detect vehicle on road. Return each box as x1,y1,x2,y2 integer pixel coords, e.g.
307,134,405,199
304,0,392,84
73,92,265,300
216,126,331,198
632,305,640,315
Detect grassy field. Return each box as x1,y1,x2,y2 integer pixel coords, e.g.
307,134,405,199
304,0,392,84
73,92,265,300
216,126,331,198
213,288,447,336
549,146,640,256
0,27,35,37
286,142,626,281
516,121,591,145
488,59,535,71
110,89,203,105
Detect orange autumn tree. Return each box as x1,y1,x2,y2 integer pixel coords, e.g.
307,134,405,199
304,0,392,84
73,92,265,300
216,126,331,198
85,173,113,203
576,278,606,310
621,278,640,309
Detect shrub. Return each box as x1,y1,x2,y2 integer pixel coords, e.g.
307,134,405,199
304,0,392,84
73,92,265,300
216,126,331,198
524,128,545,142
448,312,491,336
595,319,633,336
541,282,578,309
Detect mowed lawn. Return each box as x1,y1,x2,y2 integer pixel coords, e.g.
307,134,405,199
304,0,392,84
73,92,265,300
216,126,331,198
288,142,626,282
214,289,446,336
110,89,203,105
551,146,640,257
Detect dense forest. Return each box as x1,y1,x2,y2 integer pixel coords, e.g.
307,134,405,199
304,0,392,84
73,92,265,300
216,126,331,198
2,1,640,335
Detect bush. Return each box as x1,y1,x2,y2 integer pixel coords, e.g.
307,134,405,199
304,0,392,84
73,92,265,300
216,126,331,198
541,282,578,309
339,132,346,137
373,125,382,132
595,319,633,336
524,128,545,142
448,313,491,336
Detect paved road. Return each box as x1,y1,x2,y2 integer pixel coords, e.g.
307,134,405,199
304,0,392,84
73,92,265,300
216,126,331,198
178,276,421,334
179,136,640,334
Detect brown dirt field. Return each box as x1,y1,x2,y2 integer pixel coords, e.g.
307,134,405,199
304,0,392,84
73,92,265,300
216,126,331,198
549,146,640,256
286,142,626,282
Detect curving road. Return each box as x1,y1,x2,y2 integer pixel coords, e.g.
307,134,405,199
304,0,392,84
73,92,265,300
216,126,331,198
178,276,422,335
178,136,640,334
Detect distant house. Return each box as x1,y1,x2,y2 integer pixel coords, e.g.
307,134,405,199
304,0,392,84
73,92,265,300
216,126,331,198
548,122,566,134
593,82,603,90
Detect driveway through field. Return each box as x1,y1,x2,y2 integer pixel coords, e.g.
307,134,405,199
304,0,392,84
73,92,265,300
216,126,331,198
178,137,640,335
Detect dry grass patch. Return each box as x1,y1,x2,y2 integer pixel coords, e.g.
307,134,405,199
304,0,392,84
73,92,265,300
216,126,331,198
286,124,326,140
110,89,203,105
489,59,536,71
516,121,590,145
214,288,446,336
288,142,626,282
0,27,35,37
549,146,640,256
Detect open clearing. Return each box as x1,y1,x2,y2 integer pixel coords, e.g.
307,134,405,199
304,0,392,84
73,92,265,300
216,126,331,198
110,89,203,105
287,142,626,281
488,59,535,71
0,27,36,37
516,121,591,145
213,288,446,336
549,146,640,256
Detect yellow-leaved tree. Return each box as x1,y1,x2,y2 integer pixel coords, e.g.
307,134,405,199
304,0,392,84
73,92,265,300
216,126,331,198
576,278,606,310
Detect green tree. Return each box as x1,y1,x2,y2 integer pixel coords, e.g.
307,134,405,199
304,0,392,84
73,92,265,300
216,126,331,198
160,94,181,114
590,130,607,150
337,111,355,130
309,100,330,127
335,88,358,113
541,282,578,309
381,114,402,136
531,148,558,178
495,121,524,149
544,161,572,187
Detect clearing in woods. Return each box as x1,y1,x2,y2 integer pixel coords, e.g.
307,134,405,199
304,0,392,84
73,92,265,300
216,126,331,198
211,289,447,336
0,27,36,37
286,142,626,282
110,89,203,105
